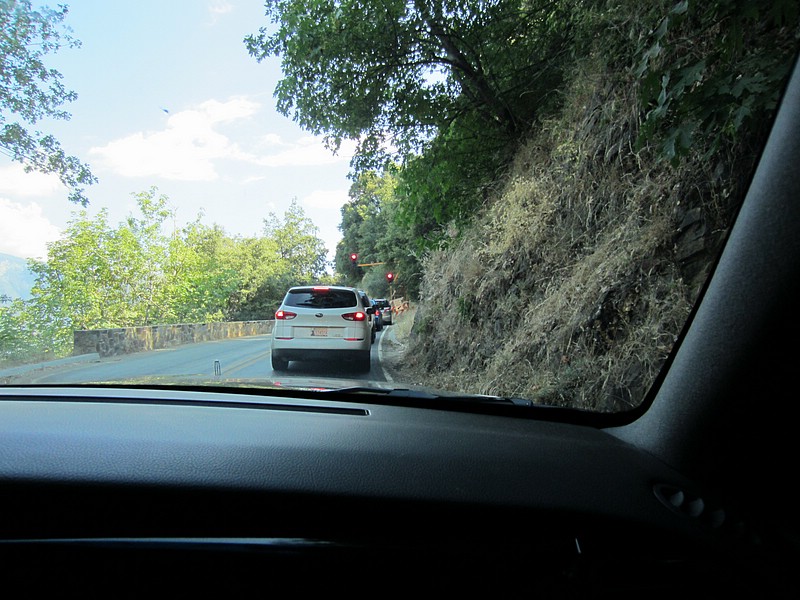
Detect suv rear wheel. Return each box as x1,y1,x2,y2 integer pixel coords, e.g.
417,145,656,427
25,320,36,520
271,354,289,372
359,350,371,372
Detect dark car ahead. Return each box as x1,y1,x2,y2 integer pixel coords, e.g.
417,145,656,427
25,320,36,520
357,290,377,343
371,299,383,331
374,298,392,325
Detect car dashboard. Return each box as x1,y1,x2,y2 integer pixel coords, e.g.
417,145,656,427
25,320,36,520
0,386,793,597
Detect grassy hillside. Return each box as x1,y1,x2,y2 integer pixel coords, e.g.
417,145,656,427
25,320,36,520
399,51,773,412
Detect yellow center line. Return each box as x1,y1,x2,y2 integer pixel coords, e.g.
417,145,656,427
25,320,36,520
215,348,271,377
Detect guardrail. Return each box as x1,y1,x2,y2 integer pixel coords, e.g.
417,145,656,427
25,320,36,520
73,320,274,358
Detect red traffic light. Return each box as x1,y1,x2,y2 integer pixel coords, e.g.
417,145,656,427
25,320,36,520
386,272,394,282
349,253,358,264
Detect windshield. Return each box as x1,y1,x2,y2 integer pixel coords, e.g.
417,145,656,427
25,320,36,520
1,1,798,412
284,288,358,309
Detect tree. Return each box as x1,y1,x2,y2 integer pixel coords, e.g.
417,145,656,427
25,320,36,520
262,199,329,282
247,0,588,250
228,200,330,319
3,192,334,358
162,221,242,324
0,298,32,361
335,168,422,298
634,0,800,162
245,0,576,167
26,208,116,354
0,0,95,205
223,235,286,320
335,170,390,285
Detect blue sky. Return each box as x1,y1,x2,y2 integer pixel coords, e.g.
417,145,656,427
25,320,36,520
0,1,355,262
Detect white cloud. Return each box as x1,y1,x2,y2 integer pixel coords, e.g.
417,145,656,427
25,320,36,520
199,98,258,123
89,99,355,181
0,164,63,197
260,133,283,147
208,1,233,15
301,189,350,210
241,175,267,185
0,198,61,259
300,189,349,261
255,136,357,168
89,98,259,181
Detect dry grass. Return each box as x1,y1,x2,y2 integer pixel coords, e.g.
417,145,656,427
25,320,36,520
400,54,757,412
391,304,416,345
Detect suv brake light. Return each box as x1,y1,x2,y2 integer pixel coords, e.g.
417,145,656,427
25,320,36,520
342,312,366,321
275,310,297,320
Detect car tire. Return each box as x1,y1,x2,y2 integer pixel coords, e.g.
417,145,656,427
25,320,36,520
271,354,289,372
359,350,371,372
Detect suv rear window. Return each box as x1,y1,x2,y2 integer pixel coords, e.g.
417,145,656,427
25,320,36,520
374,300,390,308
284,288,358,309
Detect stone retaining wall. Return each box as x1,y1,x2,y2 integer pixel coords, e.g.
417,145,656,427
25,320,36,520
73,320,274,358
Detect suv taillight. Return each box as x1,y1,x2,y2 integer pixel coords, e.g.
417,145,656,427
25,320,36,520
342,312,366,321
275,310,297,320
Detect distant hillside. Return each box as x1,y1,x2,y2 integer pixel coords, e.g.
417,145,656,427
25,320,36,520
0,253,36,301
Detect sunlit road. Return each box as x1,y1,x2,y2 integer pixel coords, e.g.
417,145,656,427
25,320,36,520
11,332,390,387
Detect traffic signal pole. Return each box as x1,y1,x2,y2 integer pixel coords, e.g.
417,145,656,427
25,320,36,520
349,252,396,295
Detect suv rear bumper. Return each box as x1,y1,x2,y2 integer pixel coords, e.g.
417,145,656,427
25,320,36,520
271,348,370,363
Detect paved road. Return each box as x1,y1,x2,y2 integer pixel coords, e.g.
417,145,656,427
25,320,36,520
4,331,393,388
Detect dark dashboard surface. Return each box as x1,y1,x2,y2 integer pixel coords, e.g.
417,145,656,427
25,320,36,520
0,386,793,597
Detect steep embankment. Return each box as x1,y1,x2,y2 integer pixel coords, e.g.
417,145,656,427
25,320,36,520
399,55,765,412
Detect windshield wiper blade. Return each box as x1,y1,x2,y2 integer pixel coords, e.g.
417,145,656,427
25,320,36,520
327,386,533,406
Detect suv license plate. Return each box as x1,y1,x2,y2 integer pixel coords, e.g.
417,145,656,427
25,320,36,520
312,328,328,337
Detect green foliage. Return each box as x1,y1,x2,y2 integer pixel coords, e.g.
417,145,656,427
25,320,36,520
0,0,96,205
335,170,392,285
634,0,799,162
0,299,40,362
456,295,476,325
262,198,329,282
395,111,513,248
334,168,422,298
0,191,331,360
161,221,242,323
248,0,587,241
229,199,329,319
359,267,392,298
253,0,800,265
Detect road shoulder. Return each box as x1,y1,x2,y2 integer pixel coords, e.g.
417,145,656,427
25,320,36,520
376,306,414,384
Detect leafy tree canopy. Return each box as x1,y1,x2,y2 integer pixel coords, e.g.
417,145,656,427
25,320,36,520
634,0,800,162
263,198,330,282
0,0,95,205
335,168,422,298
2,191,331,359
245,0,576,168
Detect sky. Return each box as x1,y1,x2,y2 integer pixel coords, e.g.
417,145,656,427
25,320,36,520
0,0,355,263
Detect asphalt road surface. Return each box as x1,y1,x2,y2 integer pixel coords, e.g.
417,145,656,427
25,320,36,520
3,331,393,389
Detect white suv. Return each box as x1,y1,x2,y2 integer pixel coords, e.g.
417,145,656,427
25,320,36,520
270,286,372,372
